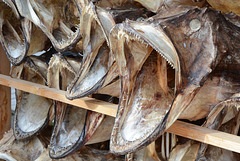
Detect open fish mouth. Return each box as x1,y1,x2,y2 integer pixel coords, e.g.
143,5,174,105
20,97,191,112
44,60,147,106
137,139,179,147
15,0,82,51
11,56,52,140
48,54,114,159
109,20,180,154
109,6,240,155
0,0,49,65
66,2,116,99
66,2,154,100
0,1,28,65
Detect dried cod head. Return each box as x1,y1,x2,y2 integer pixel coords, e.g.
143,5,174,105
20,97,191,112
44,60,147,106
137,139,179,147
0,0,48,65
11,56,52,140
109,19,180,154
196,93,240,161
47,54,115,159
0,130,46,161
155,6,240,131
109,6,240,154
66,2,153,100
15,0,82,51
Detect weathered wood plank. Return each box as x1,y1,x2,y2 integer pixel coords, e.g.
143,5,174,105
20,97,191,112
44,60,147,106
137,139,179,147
0,46,11,139
0,74,240,153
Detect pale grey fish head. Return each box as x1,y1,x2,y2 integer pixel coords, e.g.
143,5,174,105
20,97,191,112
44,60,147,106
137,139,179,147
15,0,82,51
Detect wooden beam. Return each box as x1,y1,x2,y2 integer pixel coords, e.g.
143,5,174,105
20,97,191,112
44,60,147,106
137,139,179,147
0,74,118,117
167,120,240,154
0,74,240,153
0,46,11,139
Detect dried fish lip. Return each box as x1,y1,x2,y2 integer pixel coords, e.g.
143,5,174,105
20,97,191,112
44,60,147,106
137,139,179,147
12,56,52,140
15,0,82,51
109,20,180,154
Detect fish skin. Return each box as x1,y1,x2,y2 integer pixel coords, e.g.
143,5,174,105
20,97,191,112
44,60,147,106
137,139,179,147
155,6,240,130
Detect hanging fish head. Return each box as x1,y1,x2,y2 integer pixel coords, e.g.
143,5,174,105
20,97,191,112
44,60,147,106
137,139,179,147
109,19,180,154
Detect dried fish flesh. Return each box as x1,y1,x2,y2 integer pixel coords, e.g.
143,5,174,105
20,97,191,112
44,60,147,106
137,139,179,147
207,0,240,16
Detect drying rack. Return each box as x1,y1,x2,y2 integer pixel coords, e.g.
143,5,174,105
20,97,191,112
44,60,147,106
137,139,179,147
0,46,240,154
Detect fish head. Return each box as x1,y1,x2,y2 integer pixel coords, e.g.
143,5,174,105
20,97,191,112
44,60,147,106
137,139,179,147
0,1,28,65
15,0,82,51
156,6,240,129
109,19,180,154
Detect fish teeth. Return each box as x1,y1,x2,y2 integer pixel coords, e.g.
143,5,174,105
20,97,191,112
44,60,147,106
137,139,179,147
2,0,11,7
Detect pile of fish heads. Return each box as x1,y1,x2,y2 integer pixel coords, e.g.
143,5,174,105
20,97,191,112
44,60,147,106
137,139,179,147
1,0,240,160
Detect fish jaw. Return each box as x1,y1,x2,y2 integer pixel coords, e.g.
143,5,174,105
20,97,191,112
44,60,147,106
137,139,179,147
48,55,110,158
66,3,116,99
109,20,180,154
12,57,52,140
0,2,29,65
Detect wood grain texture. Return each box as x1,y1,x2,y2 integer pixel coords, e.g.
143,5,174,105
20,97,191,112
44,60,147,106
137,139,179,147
0,74,240,153
0,45,11,139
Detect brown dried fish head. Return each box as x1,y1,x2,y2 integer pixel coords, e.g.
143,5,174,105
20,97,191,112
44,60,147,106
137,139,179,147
66,2,154,99
154,6,240,129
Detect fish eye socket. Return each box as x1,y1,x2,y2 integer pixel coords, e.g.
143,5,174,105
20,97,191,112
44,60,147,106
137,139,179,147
189,18,201,32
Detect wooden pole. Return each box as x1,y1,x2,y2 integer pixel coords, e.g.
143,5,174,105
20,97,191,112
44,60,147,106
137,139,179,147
0,45,11,139
0,74,240,153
